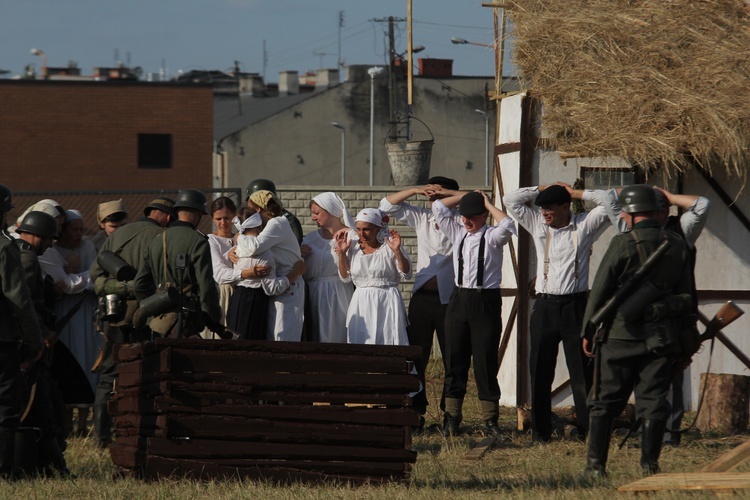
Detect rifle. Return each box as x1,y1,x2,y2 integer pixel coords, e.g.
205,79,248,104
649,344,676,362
588,239,671,401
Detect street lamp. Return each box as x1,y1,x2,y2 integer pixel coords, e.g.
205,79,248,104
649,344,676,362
475,109,490,186
30,48,47,79
450,37,494,48
331,122,346,186
367,66,385,186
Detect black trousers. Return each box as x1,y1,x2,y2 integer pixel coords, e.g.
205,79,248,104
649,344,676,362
226,286,269,341
529,293,591,438
589,338,674,422
407,289,447,414
443,288,502,402
0,342,20,475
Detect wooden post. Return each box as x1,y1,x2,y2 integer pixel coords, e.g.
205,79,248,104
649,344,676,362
695,373,750,434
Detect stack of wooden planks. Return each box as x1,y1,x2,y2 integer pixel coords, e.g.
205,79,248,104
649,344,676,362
109,338,422,484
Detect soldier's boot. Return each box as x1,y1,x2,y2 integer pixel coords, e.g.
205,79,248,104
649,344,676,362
93,403,112,448
37,435,71,477
480,400,501,437
442,397,463,437
640,419,667,476
0,431,15,479
583,416,611,479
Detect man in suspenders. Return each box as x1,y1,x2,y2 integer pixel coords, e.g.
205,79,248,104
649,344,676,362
504,184,611,442
432,190,516,436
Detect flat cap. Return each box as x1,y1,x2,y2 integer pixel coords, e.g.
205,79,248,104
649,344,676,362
97,199,128,221
458,192,486,216
428,176,459,191
535,185,571,206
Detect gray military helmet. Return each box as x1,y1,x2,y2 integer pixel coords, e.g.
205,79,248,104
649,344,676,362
174,189,208,215
17,211,58,239
245,178,277,200
0,183,13,213
619,185,660,214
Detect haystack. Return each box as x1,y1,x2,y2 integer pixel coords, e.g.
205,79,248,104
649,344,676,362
503,0,750,179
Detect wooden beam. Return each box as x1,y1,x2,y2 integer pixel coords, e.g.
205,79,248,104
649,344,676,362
497,297,518,368
702,439,750,472
694,161,750,234
698,311,750,371
551,379,571,399
618,472,750,492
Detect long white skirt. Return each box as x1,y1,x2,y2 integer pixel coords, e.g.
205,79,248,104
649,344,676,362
268,277,305,342
346,286,409,345
308,276,353,343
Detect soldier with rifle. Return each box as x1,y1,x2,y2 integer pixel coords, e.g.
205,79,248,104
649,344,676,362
0,184,45,478
133,189,223,339
89,196,175,449
581,185,693,477
15,211,72,476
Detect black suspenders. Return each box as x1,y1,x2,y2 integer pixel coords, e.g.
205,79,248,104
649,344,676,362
457,230,487,290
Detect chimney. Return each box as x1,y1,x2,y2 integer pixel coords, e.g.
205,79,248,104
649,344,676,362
239,74,265,96
315,69,340,90
278,71,299,95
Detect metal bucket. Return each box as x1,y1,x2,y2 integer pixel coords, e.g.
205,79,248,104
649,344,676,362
385,139,434,186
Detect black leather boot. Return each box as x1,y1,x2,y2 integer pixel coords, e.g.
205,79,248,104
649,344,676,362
442,413,461,437
641,419,667,476
93,403,112,448
583,416,611,478
0,431,15,479
484,418,501,437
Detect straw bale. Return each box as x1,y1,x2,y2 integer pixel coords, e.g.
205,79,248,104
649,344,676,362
504,0,750,178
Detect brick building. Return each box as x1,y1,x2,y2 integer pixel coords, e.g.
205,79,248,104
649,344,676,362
0,80,213,192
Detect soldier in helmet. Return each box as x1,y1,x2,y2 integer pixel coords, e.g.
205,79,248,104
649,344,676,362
246,178,304,244
134,189,222,338
581,185,692,478
15,211,72,475
89,196,175,448
0,184,45,478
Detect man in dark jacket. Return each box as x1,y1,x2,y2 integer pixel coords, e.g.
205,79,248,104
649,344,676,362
0,184,44,478
581,185,692,477
134,189,222,337
89,196,175,448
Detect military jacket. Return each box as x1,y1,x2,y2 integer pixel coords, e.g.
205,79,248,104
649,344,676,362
0,228,44,351
16,239,55,332
133,220,221,322
582,220,692,341
90,217,165,281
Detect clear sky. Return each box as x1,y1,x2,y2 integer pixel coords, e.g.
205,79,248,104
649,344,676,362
1,0,515,81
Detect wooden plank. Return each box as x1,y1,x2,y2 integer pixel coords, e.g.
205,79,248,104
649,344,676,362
702,438,750,473
618,472,750,492
149,400,420,426
143,437,418,462
465,436,499,461
109,444,145,469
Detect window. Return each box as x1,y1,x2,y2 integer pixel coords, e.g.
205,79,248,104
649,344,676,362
138,133,172,168
580,167,641,210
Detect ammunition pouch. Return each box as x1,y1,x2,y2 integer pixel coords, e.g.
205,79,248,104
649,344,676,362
97,250,137,281
132,285,179,330
643,318,680,355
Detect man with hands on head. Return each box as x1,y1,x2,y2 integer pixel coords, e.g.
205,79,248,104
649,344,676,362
378,177,466,427
433,189,516,437
503,183,611,442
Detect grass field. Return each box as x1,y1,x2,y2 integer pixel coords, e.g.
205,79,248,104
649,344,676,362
1,359,748,498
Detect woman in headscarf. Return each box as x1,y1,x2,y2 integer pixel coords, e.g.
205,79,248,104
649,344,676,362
300,192,355,343
38,209,100,436
333,208,412,345
233,190,305,341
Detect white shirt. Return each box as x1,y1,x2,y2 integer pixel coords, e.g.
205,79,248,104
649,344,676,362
235,216,301,276
208,233,242,284
596,189,711,249
432,200,516,289
38,241,96,293
234,235,290,295
503,186,609,295
379,197,457,304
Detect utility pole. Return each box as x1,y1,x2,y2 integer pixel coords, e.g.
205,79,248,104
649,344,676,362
371,16,405,141
337,10,345,69
262,39,267,81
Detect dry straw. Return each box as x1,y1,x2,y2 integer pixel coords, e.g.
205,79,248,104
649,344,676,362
504,0,750,179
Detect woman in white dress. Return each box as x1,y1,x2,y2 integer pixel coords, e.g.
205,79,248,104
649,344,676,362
38,209,100,434
233,190,305,342
334,208,412,345
206,196,239,327
300,192,355,343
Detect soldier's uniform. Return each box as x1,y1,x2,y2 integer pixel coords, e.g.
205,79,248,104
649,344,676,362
89,197,174,448
582,185,692,477
15,211,70,475
134,190,221,337
0,185,44,477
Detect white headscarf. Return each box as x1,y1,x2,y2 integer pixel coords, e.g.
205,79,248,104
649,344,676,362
232,212,262,233
311,192,355,229
355,208,390,244
16,202,60,226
